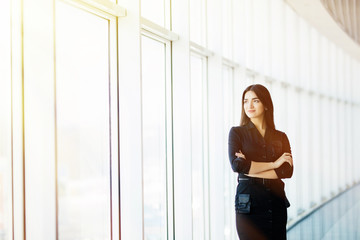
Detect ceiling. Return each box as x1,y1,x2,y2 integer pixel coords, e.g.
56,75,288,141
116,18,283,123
285,0,360,61
321,0,360,45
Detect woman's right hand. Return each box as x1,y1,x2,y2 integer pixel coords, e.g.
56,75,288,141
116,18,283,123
273,152,293,169
235,150,246,159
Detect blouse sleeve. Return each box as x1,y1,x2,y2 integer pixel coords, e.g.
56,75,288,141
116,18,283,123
228,127,251,174
274,132,294,179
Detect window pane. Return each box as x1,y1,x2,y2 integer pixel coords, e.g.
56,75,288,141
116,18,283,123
0,1,12,239
190,54,207,240
285,5,298,85
56,2,111,239
141,0,165,27
141,35,168,240
270,0,285,80
222,66,236,240
190,0,205,45
233,0,246,66
222,0,232,59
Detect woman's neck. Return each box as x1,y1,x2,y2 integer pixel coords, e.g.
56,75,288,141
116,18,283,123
250,117,267,130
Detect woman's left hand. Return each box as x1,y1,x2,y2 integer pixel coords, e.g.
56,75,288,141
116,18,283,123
235,150,246,159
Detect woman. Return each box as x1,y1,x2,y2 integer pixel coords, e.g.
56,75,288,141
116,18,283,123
228,84,293,240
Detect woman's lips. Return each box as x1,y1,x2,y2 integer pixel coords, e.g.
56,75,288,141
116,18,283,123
247,110,255,113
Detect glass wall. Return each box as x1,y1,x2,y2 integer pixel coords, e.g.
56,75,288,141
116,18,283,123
141,34,173,240
190,53,210,240
0,1,12,239
222,65,237,240
190,0,207,46
222,0,233,60
141,0,170,28
3,0,360,239
55,2,113,239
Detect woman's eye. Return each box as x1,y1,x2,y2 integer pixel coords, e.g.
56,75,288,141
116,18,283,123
254,100,259,103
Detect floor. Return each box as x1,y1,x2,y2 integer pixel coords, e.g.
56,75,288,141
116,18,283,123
287,184,360,240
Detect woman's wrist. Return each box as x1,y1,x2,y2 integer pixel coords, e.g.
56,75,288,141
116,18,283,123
270,161,276,169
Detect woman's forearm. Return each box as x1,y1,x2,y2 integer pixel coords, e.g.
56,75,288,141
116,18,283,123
248,161,275,174
246,169,278,179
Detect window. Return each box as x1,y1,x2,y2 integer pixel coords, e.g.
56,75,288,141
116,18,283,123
0,1,12,239
284,87,299,221
190,53,210,240
141,0,170,28
141,33,174,240
55,2,118,239
190,0,207,46
222,0,233,59
284,4,298,85
222,65,237,240
270,0,285,81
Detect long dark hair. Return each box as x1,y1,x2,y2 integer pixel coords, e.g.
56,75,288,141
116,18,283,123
240,84,275,129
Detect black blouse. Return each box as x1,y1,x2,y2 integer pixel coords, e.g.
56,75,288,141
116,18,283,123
228,121,293,179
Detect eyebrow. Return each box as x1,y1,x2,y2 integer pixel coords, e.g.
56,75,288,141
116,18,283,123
244,97,259,100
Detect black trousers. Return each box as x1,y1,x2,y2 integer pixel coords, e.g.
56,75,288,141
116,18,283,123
235,178,288,240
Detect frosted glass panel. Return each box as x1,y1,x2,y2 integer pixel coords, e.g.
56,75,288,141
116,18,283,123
141,35,168,240
56,2,111,240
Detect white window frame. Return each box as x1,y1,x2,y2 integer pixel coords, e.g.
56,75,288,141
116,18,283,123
221,63,237,240
140,26,175,240
54,1,121,239
60,0,126,17
189,50,210,240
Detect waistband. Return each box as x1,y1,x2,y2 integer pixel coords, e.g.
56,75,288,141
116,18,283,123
238,176,279,185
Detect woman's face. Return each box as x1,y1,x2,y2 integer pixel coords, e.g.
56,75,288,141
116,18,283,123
243,90,265,119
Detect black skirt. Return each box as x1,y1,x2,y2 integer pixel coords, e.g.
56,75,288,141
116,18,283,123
235,177,289,240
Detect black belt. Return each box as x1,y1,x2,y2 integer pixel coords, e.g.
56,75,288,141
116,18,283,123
238,176,277,186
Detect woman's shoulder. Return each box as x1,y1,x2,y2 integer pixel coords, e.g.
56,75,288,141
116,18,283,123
272,129,288,139
273,128,285,134
229,125,247,137
230,125,247,132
